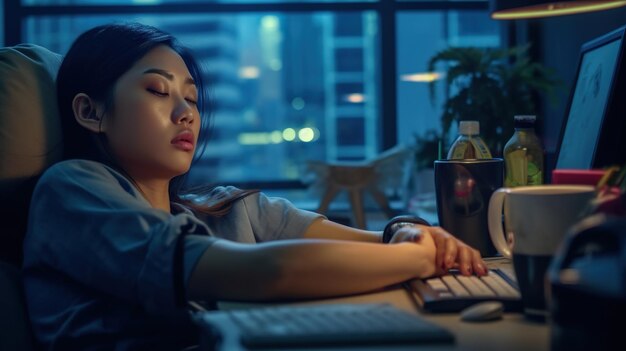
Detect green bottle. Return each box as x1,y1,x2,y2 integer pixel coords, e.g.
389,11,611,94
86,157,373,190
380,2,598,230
447,121,492,160
503,115,544,187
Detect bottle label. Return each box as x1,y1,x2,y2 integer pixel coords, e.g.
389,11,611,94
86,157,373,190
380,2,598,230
503,128,544,187
504,150,543,186
448,138,492,159
449,140,473,159
472,138,493,159
527,162,543,185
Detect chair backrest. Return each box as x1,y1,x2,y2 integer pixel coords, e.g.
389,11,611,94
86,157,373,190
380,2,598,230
0,261,35,351
0,44,63,265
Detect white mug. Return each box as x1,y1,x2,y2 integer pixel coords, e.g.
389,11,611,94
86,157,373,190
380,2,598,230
487,185,595,258
487,184,595,319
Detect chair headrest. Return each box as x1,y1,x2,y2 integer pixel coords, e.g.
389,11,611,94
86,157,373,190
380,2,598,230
0,44,63,190
0,44,63,264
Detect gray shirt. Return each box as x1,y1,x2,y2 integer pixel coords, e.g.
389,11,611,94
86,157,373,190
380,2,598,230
22,159,323,350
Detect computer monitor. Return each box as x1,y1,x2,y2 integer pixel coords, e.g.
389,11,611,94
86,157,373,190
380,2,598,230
555,24,626,170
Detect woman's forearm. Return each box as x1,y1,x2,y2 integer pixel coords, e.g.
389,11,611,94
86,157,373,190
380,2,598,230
187,238,436,302
303,218,382,243
267,239,435,298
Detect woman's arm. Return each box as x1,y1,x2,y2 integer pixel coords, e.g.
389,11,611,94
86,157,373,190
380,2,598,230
187,233,436,302
304,218,487,276
303,218,382,243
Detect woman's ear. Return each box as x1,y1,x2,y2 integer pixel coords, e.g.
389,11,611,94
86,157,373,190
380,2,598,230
72,93,104,133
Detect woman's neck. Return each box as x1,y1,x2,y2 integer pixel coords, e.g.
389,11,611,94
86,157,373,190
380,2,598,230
113,162,174,212
134,178,172,213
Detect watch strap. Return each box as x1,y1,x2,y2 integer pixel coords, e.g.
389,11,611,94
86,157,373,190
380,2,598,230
382,215,432,243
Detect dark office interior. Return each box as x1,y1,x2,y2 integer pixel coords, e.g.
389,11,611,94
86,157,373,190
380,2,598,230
1,1,626,351
2,0,626,211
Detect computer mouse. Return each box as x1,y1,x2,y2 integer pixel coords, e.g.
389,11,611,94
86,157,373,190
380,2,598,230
460,301,504,322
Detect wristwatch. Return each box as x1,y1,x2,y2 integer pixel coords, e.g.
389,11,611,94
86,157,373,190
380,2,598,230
382,215,432,244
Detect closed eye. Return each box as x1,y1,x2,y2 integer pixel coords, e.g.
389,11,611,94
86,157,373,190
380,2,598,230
147,88,168,97
186,97,198,105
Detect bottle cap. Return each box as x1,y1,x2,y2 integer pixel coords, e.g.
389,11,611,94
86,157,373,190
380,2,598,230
514,115,536,128
459,121,479,135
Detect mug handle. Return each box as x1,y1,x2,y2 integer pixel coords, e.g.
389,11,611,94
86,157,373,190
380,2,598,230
488,188,512,258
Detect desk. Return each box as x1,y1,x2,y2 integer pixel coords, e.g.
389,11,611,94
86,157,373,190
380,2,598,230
201,259,549,351
213,287,549,351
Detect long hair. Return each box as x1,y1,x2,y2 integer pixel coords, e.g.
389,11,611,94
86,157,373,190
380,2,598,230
56,22,257,216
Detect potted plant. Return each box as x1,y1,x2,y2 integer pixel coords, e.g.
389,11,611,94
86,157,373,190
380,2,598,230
424,44,560,157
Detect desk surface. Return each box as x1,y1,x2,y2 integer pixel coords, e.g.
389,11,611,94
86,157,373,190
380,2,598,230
216,287,549,351
212,259,550,351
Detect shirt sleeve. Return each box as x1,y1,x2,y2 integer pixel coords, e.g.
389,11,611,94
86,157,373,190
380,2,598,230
241,191,325,242
23,160,216,315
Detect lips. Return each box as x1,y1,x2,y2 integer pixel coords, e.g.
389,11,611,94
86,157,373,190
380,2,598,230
171,130,195,152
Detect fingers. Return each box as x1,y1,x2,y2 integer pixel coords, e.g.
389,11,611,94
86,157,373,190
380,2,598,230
428,227,457,271
392,225,487,277
457,246,487,276
471,249,487,276
428,226,486,276
457,246,472,275
431,229,447,270
444,236,458,270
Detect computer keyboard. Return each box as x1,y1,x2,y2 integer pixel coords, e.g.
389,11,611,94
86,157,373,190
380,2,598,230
194,303,454,349
406,268,522,313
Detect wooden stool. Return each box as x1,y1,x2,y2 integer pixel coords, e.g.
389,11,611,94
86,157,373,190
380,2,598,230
305,146,414,229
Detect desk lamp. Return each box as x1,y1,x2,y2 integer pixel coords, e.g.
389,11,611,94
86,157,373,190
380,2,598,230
490,0,626,20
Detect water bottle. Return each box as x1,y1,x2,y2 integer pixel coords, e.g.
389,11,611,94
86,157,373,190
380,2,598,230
447,121,492,159
503,115,544,187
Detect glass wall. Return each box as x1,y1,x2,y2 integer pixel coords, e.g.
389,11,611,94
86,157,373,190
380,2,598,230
23,10,381,186
396,10,500,147
10,0,501,191
0,0,3,47
24,0,375,3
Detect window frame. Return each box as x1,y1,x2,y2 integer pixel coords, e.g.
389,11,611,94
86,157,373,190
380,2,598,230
3,0,489,189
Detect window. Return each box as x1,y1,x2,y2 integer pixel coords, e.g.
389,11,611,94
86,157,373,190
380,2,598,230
5,0,500,190
396,10,500,147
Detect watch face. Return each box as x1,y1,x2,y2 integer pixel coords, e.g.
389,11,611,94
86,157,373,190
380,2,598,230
391,222,415,232
384,217,429,243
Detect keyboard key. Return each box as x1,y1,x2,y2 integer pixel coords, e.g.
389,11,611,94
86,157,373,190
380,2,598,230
426,278,449,292
407,268,523,312
441,275,471,296
457,275,496,296
204,304,455,348
481,273,521,298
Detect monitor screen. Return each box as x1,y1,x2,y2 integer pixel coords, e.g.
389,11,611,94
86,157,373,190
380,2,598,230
556,30,624,169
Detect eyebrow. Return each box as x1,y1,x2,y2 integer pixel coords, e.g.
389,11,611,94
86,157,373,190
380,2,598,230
143,68,195,86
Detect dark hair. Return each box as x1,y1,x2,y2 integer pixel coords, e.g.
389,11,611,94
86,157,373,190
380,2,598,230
56,22,257,215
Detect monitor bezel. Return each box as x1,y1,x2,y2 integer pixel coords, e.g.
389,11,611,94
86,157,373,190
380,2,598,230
553,24,626,170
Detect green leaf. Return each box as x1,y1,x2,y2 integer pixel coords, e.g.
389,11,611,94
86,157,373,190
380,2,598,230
422,44,562,154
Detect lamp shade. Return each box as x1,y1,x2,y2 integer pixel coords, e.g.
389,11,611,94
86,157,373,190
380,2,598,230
490,0,626,20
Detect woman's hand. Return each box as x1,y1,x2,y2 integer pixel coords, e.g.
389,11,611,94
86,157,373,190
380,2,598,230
389,225,487,276
427,225,486,276
387,226,437,278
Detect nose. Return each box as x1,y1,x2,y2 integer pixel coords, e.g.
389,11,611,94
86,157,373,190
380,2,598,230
172,99,195,125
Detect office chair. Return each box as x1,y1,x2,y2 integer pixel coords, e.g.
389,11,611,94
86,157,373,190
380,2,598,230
0,44,63,351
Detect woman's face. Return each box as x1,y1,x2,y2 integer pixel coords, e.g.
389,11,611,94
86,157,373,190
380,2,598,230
102,45,201,180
